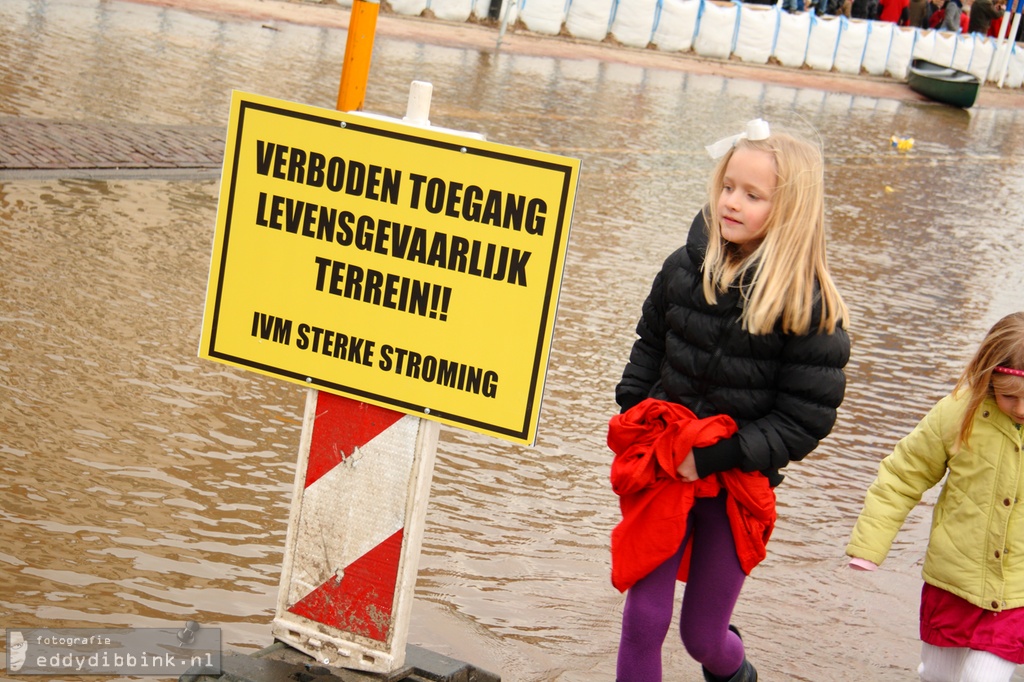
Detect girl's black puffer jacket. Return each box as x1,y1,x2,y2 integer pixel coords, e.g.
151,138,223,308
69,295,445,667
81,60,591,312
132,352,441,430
615,211,850,487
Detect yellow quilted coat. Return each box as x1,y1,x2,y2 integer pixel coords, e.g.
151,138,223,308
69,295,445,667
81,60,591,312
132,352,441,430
846,392,1024,612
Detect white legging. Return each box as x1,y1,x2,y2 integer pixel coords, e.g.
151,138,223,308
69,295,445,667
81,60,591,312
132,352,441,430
918,643,1018,682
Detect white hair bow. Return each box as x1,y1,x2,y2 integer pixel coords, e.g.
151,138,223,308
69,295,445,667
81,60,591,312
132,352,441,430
704,118,771,159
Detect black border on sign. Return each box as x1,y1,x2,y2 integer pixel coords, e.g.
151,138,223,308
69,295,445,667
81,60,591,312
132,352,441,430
203,96,576,443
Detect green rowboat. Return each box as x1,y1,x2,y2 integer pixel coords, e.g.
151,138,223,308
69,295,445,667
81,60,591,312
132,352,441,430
907,58,981,108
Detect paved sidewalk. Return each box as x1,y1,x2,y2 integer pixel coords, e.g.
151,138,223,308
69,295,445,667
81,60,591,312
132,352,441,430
0,116,226,179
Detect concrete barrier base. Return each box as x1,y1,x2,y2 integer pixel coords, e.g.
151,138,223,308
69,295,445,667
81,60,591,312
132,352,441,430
180,641,501,682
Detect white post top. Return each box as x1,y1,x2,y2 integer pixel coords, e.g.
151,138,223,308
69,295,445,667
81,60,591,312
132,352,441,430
403,81,432,127
347,80,485,140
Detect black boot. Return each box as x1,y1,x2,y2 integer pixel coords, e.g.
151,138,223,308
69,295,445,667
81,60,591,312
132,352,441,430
701,626,757,682
702,658,757,682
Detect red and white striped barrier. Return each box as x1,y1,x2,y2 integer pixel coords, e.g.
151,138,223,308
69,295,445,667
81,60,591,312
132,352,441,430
272,390,439,673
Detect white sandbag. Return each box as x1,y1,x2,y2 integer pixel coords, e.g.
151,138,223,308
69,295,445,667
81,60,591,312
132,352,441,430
565,0,614,41
389,0,428,16
429,0,474,21
1004,44,1024,88
966,41,991,81
968,36,995,82
928,30,957,64
507,0,523,23
774,10,812,67
950,33,974,71
910,27,935,59
610,0,659,47
861,20,893,75
834,16,869,74
805,13,842,71
694,0,738,59
733,3,778,64
987,37,1014,82
651,0,701,51
519,0,568,34
885,26,916,78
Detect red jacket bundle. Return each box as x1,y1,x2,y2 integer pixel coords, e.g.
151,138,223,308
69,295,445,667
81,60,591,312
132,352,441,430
608,398,777,593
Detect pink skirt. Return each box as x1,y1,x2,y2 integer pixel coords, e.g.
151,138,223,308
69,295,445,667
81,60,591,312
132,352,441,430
920,583,1024,664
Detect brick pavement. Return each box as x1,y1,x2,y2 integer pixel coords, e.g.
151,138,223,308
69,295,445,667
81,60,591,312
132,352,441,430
0,116,226,178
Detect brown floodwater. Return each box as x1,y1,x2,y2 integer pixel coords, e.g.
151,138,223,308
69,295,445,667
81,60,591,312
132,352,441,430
2,1,1024,680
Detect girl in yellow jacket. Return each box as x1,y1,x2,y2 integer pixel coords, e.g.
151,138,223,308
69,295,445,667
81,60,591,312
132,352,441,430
846,311,1024,682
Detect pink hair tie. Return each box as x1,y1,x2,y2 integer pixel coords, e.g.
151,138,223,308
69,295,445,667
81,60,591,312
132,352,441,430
994,366,1024,378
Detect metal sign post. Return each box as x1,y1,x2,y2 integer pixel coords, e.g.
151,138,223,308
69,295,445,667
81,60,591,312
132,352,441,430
337,0,380,112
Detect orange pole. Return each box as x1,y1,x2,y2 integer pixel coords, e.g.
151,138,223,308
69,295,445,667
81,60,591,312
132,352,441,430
337,0,380,112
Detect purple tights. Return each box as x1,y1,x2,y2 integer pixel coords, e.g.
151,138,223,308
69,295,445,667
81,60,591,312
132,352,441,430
616,493,747,681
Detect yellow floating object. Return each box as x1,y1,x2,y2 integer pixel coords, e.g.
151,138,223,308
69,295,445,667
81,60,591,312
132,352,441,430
890,135,915,152
885,185,895,193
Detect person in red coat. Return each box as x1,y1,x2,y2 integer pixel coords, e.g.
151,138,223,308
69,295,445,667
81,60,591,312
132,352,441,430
878,0,911,23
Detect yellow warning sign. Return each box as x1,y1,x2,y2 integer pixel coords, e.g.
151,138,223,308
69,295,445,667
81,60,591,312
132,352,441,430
199,91,580,445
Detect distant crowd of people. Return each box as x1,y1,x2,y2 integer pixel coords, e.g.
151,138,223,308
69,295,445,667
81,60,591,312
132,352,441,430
747,0,1022,40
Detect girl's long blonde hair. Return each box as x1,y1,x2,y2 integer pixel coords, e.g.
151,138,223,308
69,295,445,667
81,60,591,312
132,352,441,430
702,132,848,336
953,311,1024,445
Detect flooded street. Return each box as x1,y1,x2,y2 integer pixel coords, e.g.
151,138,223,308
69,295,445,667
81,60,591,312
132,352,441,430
2,0,1024,680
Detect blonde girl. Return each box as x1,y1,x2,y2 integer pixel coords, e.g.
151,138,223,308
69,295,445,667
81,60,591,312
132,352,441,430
847,312,1024,682
612,120,850,681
